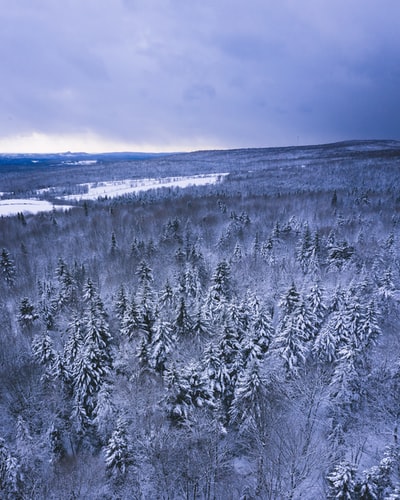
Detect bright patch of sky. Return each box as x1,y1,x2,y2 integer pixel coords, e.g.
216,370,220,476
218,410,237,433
0,1,399,153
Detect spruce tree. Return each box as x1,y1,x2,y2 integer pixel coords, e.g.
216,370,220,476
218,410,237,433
104,418,133,476
0,248,16,285
0,438,20,499
326,461,357,500
230,361,267,432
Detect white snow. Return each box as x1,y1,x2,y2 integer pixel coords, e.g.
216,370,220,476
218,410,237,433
65,160,98,165
0,199,73,217
61,173,229,201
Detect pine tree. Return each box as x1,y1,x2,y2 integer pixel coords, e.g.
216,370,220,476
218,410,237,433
274,313,309,376
206,260,232,315
164,363,213,425
173,297,193,337
54,258,77,310
31,330,58,372
252,308,275,354
114,285,127,323
201,341,230,401
72,340,109,430
0,248,16,285
230,361,267,432
93,383,115,439
17,297,39,329
104,418,133,476
275,284,310,376
326,461,357,499
0,438,20,499
307,281,327,330
192,305,212,339
313,319,340,363
148,320,175,373
279,282,301,317
83,284,113,366
232,242,243,263
110,231,118,254
64,314,86,370
121,297,141,341
159,279,175,310
296,222,313,272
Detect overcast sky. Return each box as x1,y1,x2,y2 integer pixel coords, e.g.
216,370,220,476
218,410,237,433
0,0,399,153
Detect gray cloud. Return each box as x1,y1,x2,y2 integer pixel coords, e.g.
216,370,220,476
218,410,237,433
0,0,399,151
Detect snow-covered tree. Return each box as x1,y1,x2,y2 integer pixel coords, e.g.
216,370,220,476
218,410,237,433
206,260,232,315
17,297,39,329
148,320,175,373
0,248,16,285
173,297,193,337
31,330,58,367
72,339,109,430
120,297,140,341
83,283,113,366
230,361,267,432
0,438,20,499
114,284,127,323
93,383,115,439
164,363,213,425
326,461,357,499
104,418,133,476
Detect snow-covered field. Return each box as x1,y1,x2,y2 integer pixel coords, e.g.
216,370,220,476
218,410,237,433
61,173,229,201
0,199,73,217
0,173,229,216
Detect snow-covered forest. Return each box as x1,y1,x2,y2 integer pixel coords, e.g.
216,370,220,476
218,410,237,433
1,140,400,498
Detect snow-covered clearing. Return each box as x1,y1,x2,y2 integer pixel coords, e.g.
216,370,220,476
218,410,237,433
61,173,229,201
0,199,73,216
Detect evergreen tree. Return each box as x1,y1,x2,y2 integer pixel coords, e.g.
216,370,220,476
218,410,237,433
148,320,175,373
54,258,77,310
83,283,113,366
252,308,275,354
164,363,213,425
326,461,357,500
104,418,133,476
0,438,20,499
17,297,39,329
231,242,243,263
64,314,86,370
230,361,267,432
296,222,313,272
275,284,310,376
31,330,58,371
313,319,340,363
159,279,175,310
307,281,327,330
274,313,309,376
206,260,232,316
0,248,16,285
201,341,230,401
121,297,141,341
173,296,193,337
93,383,115,439
191,304,212,339
279,282,301,318
72,339,109,430
114,284,127,323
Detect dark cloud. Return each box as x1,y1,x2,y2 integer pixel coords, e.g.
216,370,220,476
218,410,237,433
0,0,399,152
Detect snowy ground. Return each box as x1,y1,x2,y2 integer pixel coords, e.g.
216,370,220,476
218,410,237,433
0,199,73,217
60,173,229,201
0,173,229,217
